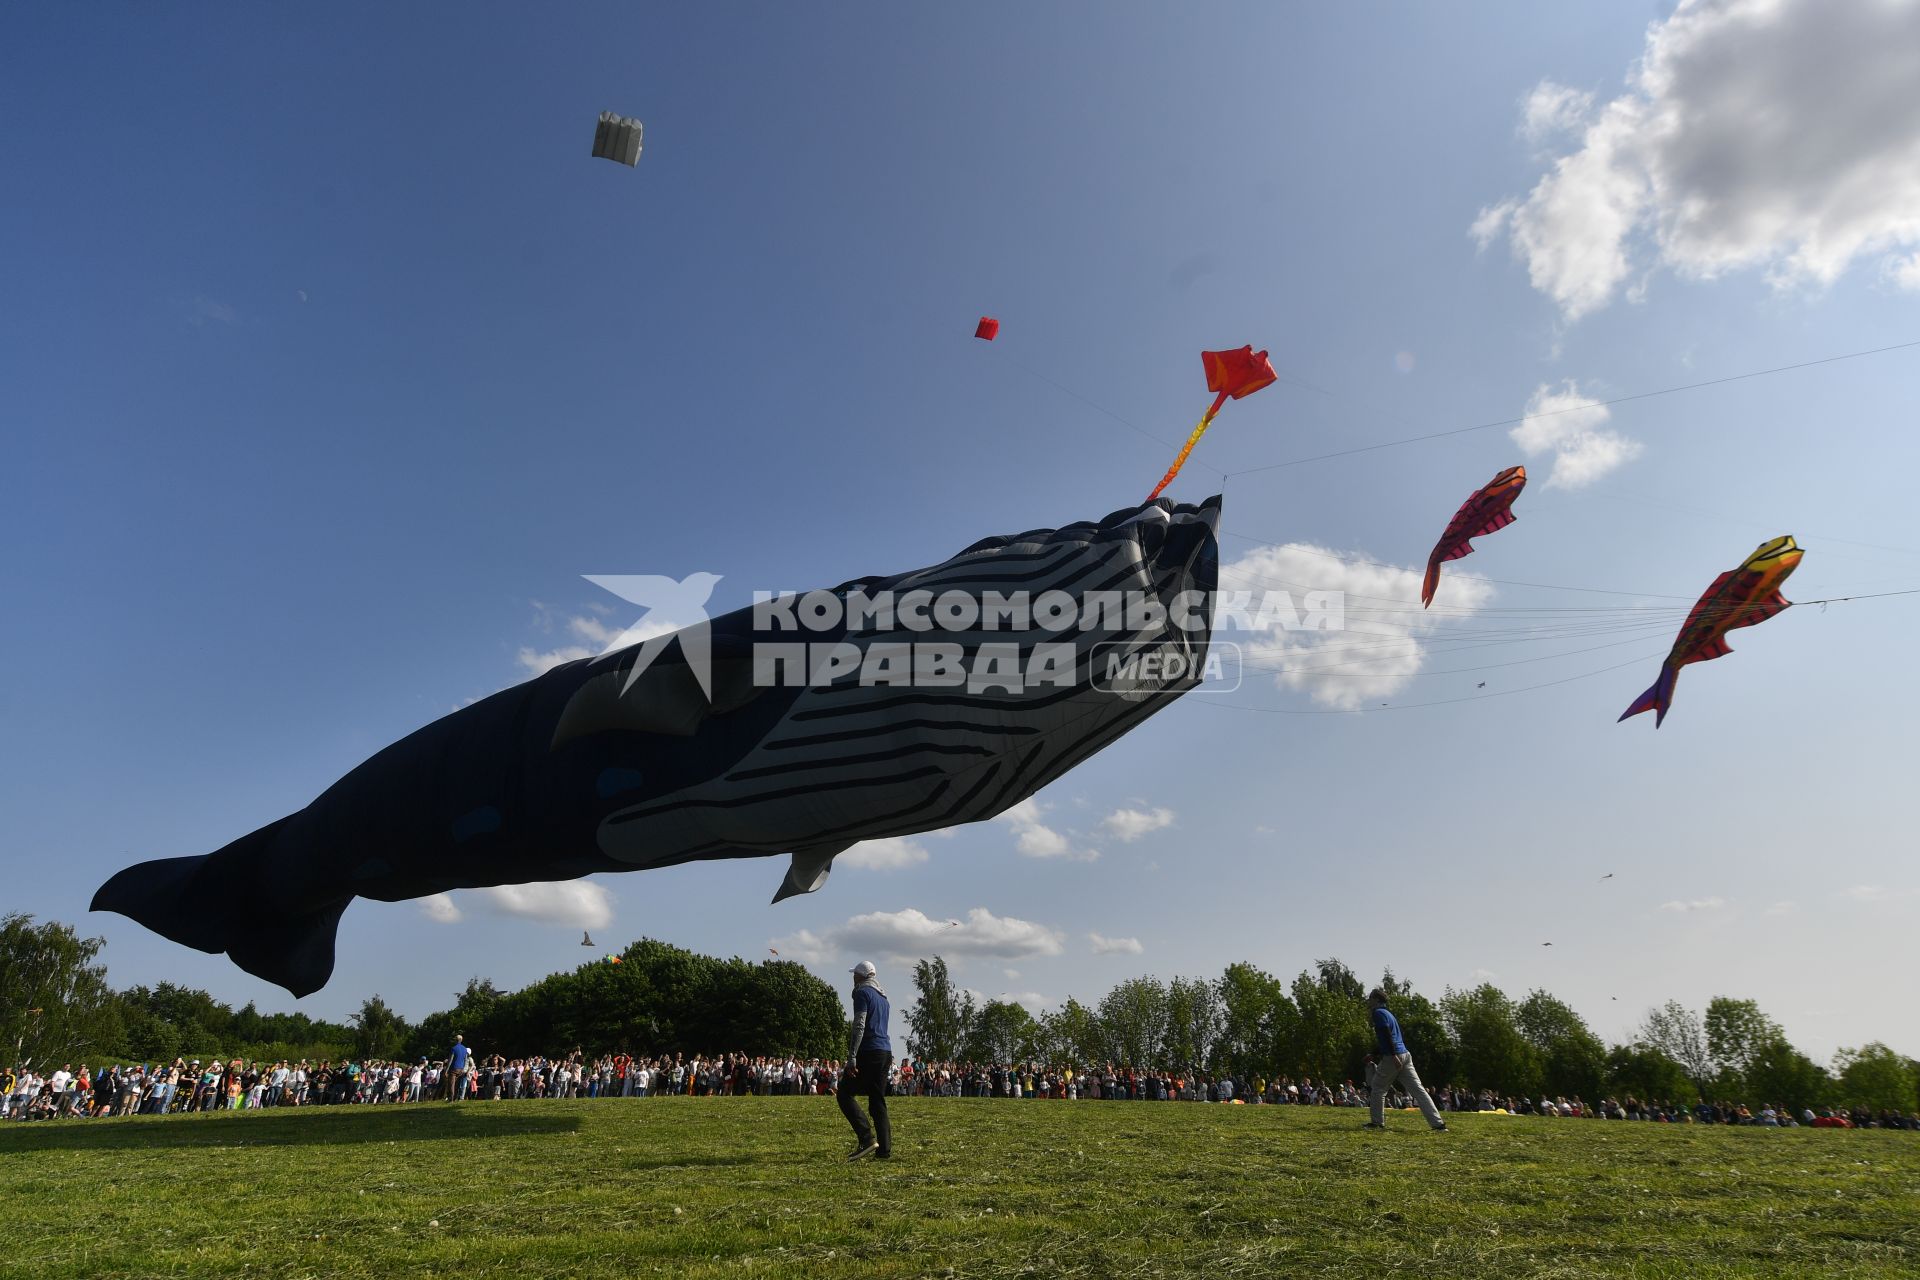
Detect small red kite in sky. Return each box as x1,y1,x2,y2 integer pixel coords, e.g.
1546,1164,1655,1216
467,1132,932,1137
975,317,999,341
1619,535,1803,727
1421,465,1527,607
1146,346,1276,500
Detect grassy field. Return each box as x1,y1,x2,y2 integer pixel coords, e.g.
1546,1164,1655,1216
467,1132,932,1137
3,1098,1918,1279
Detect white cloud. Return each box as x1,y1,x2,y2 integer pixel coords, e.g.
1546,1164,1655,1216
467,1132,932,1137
782,907,1066,964
180,295,239,326
476,879,614,929
1763,900,1799,917
1468,968,1499,984
1511,381,1644,488
1002,968,1021,980
1658,896,1727,913
1480,0,1920,320
1520,80,1595,146
1838,884,1891,902
1891,251,1920,291
516,611,680,677
838,837,933,870
1089,932,1144,956
997,798,1100,862
1221,542,1496,709
418,893,462,924
295,289,309,304
1098,806,1175,843
1470,200,1516,253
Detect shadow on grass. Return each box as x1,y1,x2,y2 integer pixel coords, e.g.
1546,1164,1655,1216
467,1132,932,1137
0,1105,582,1153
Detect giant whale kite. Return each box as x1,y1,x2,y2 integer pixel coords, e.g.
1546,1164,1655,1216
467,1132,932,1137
94,495,1222,996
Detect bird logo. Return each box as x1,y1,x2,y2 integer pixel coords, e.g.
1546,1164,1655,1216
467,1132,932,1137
583,572,724,699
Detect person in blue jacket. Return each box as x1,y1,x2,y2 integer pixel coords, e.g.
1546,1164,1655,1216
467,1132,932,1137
838,960,893,1160
1364,989,1447,1132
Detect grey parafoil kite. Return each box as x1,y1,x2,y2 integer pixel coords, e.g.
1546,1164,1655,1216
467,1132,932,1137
592,111,643,166
93,495,1221,996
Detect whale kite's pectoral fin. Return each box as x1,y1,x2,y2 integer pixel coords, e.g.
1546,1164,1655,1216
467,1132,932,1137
772,842,850,903
551,653,764,748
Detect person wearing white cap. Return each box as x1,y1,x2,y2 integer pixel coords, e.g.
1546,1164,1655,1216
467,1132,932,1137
837,960,893,1161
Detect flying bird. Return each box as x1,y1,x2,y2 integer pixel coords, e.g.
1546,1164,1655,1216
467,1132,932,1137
1477,682,1487,689
1541,942,1553,947
1619,536,1803,727
1600,873,1613,881
1421,466,1526,608
581,931,596,947
768,947,779,956
94,495,1224,996
1147,346,1277,500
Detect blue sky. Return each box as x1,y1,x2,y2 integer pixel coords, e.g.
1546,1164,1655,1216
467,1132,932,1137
5,1,1918,1061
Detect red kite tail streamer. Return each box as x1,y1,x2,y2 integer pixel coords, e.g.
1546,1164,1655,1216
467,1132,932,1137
1147,391,1229,501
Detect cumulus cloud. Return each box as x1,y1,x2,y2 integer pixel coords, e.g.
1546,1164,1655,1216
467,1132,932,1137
516,611,679,677
997,798,1100,862
1520,80,1595,146
1658,895,1727,913
838,837,933,870
476,879,614,929
1510,380,1644,488
1220,542,1496,709
1089,932,1144,956
418,893,462,924
1478,0,1920,319
1098,806,1175,843
776,907,1066,964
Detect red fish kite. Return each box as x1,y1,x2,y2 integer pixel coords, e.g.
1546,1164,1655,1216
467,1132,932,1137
1421,465,1527,607
1619,536,1803,727
1146,346,1276,500
975,317,1000,341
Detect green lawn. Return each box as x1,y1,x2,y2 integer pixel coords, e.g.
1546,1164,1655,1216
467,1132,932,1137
3,1098,1917,1278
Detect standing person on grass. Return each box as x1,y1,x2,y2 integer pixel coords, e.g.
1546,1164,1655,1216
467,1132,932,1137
837,960,893,1162
1363,988,1448,1133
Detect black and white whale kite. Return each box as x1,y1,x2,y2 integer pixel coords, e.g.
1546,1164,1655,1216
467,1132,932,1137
94,495,1221,996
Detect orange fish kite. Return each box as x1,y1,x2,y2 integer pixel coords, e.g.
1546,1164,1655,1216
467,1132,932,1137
1146,346,1276,500
1619,536,1803,727
1421,465,1527,607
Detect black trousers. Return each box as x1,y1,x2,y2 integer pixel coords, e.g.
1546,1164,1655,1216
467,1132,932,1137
838,1050,892,1155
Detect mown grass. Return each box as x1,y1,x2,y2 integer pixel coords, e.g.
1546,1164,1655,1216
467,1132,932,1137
2,1098,1917,1278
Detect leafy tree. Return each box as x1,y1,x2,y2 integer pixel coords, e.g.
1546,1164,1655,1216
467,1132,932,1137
1606,1042,1695,1105
1038,998,1105,1066
1704,996,1783,1090
1442,984,1540,1096
1162,975,1221,1071
1097,977,1168,1067
904,957,969,1061
0,914,124,1067
965,1000,1039,1063
1516,990,1606,1099
1743,1036,1831,1114
1833,1043,1920,1113
1214,962,1294,1079
1378,971,1453,1085
1639,1001,1712,1099
351,995,410,1061
1287,968,1369,1084
1314,957,1366,1002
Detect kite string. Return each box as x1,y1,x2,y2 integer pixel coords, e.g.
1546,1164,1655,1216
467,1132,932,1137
1222,336,1920,477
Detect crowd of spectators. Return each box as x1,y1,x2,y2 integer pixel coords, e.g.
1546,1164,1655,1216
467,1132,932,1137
5,1054,1915,1131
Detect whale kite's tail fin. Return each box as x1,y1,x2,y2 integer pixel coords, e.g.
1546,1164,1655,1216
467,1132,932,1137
91,817,349,998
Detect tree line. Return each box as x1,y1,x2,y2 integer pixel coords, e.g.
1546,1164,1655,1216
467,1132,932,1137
7,912,1915,1114
902,956,1920,1115
2,915,845,1068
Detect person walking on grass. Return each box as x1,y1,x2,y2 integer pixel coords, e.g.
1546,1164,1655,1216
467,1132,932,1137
1363,988,1448,1133
837,960,893,1162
